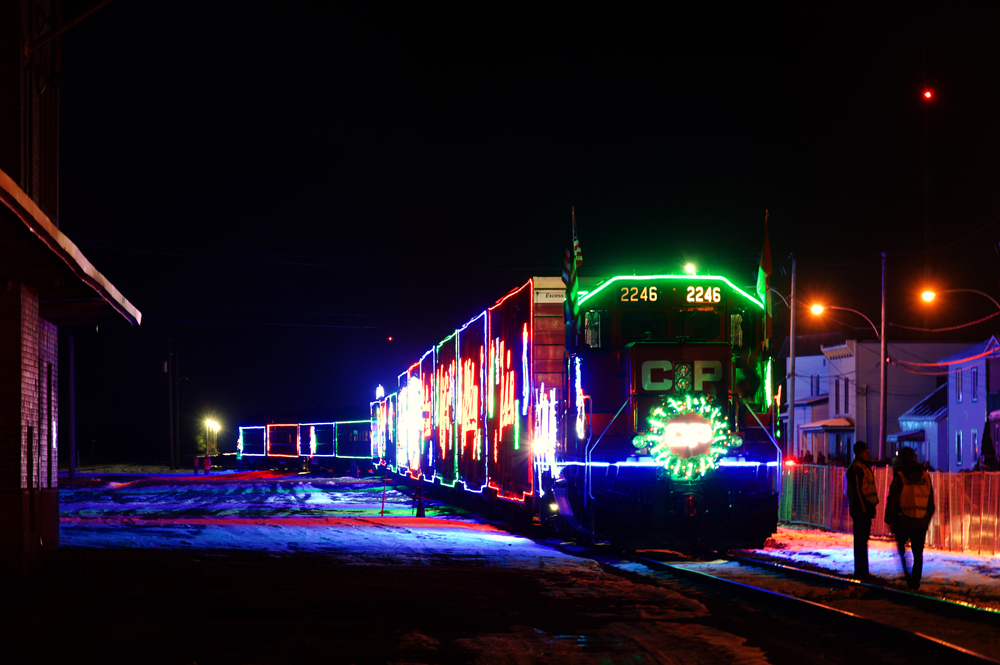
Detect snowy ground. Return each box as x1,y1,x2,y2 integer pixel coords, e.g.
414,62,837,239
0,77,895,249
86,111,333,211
59,471,575,566
53,471,780,663
745,525,1000,609
59,471,1000,608
47,470,1000,663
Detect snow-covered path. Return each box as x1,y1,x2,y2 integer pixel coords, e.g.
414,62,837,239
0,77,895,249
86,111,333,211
746,525,1000,609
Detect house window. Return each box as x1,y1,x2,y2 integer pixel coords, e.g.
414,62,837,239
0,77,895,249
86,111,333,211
957,369,963,403
956,431,963,466
973,430,979,463
844,378,850,414
834,379,840,414
973,367,979,402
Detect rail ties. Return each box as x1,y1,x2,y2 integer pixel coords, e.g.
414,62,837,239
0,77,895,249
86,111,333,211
636,556,1000,664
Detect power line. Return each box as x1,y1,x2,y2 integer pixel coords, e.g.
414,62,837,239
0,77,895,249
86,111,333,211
147,317,378,329
144,301,376,318
888,311,1000,332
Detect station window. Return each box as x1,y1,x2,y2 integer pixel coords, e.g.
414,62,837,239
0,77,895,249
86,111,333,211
956,431,963,466
973,430,979,462
957,369,963,403
973,367,979,402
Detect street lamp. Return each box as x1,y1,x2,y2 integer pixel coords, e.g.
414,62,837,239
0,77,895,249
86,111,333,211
205,419,221,459
810,301,887,459
920,288,1000,312
809,303,880,339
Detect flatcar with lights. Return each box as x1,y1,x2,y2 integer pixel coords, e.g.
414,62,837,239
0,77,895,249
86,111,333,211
369,274,780,548
237,420,372,470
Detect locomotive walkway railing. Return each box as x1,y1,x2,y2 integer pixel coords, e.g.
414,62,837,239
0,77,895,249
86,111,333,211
779,465,1000,556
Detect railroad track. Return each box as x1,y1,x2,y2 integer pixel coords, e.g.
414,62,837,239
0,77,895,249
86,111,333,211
620,552,1000,664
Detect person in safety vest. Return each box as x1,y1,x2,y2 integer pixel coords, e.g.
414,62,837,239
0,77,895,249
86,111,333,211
846,440,878,579
885,447,935,590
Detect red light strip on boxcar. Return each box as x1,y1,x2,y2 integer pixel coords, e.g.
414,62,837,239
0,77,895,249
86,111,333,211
266,423,300,458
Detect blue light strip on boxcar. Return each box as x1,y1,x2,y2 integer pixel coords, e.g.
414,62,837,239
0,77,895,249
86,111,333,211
238,426,267,456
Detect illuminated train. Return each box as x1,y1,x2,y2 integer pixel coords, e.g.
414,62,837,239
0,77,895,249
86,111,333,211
369,275,780,548
237,421,372,469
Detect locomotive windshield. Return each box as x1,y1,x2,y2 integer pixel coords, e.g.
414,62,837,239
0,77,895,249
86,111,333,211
617,308,722,341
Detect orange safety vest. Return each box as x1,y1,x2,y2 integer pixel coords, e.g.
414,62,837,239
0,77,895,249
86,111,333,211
850,460,878,507
899,471,931,520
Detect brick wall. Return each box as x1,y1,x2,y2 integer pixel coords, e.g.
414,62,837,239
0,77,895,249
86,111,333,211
19,283,38,491
40,318,57,488
0,283,22,491
0,281,60,568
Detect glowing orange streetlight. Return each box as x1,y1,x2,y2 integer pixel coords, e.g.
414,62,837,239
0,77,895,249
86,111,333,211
923,90,933,100
809,303,879,339
920,288,1000,312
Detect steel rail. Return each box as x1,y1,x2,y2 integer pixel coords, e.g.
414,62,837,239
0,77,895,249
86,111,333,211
726,553,1000,617
635,556,1000,664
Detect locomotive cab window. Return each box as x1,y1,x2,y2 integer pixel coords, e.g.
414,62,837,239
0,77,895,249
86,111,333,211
673,309,721,340
621,310,668,340
584,309,609,352
730,308,757,351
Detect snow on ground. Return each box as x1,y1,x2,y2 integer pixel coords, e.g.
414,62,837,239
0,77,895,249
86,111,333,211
59,471,581,569
59,472,1000,609
745,525,1000,609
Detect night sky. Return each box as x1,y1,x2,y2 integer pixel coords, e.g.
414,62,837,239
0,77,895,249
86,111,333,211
55,1,1000,460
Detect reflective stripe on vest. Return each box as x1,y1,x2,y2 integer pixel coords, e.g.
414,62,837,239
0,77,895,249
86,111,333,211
857,462,878,506
900,472,931,520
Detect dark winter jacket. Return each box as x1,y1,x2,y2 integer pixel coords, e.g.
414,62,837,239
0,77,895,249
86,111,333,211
885,462,935,531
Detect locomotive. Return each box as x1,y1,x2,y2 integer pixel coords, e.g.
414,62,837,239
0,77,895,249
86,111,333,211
369,274,780,548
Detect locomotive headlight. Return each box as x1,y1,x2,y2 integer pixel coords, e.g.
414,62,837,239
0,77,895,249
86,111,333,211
664,422,713,448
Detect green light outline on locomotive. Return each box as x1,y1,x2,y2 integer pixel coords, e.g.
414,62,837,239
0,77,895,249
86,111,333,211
573,274,772,450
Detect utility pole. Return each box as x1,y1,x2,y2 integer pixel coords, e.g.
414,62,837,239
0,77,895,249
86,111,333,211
174,355,182,469
789,255,796,458
68,335,76,480
879,252,888,460
167,338,175,470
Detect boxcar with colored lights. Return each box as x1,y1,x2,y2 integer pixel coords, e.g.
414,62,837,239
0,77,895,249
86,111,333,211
236,420,372,470
369,274,779,548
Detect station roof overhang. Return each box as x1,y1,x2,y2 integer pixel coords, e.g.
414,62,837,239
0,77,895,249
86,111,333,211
0,169,140,326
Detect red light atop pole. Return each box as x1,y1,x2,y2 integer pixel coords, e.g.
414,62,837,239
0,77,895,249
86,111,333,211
923,90,933,100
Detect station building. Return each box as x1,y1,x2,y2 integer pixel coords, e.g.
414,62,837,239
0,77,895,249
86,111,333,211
1,0,141,570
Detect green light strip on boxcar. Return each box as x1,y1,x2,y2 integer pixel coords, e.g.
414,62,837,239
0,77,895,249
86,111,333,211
437,330,458,348
578,275,764,310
